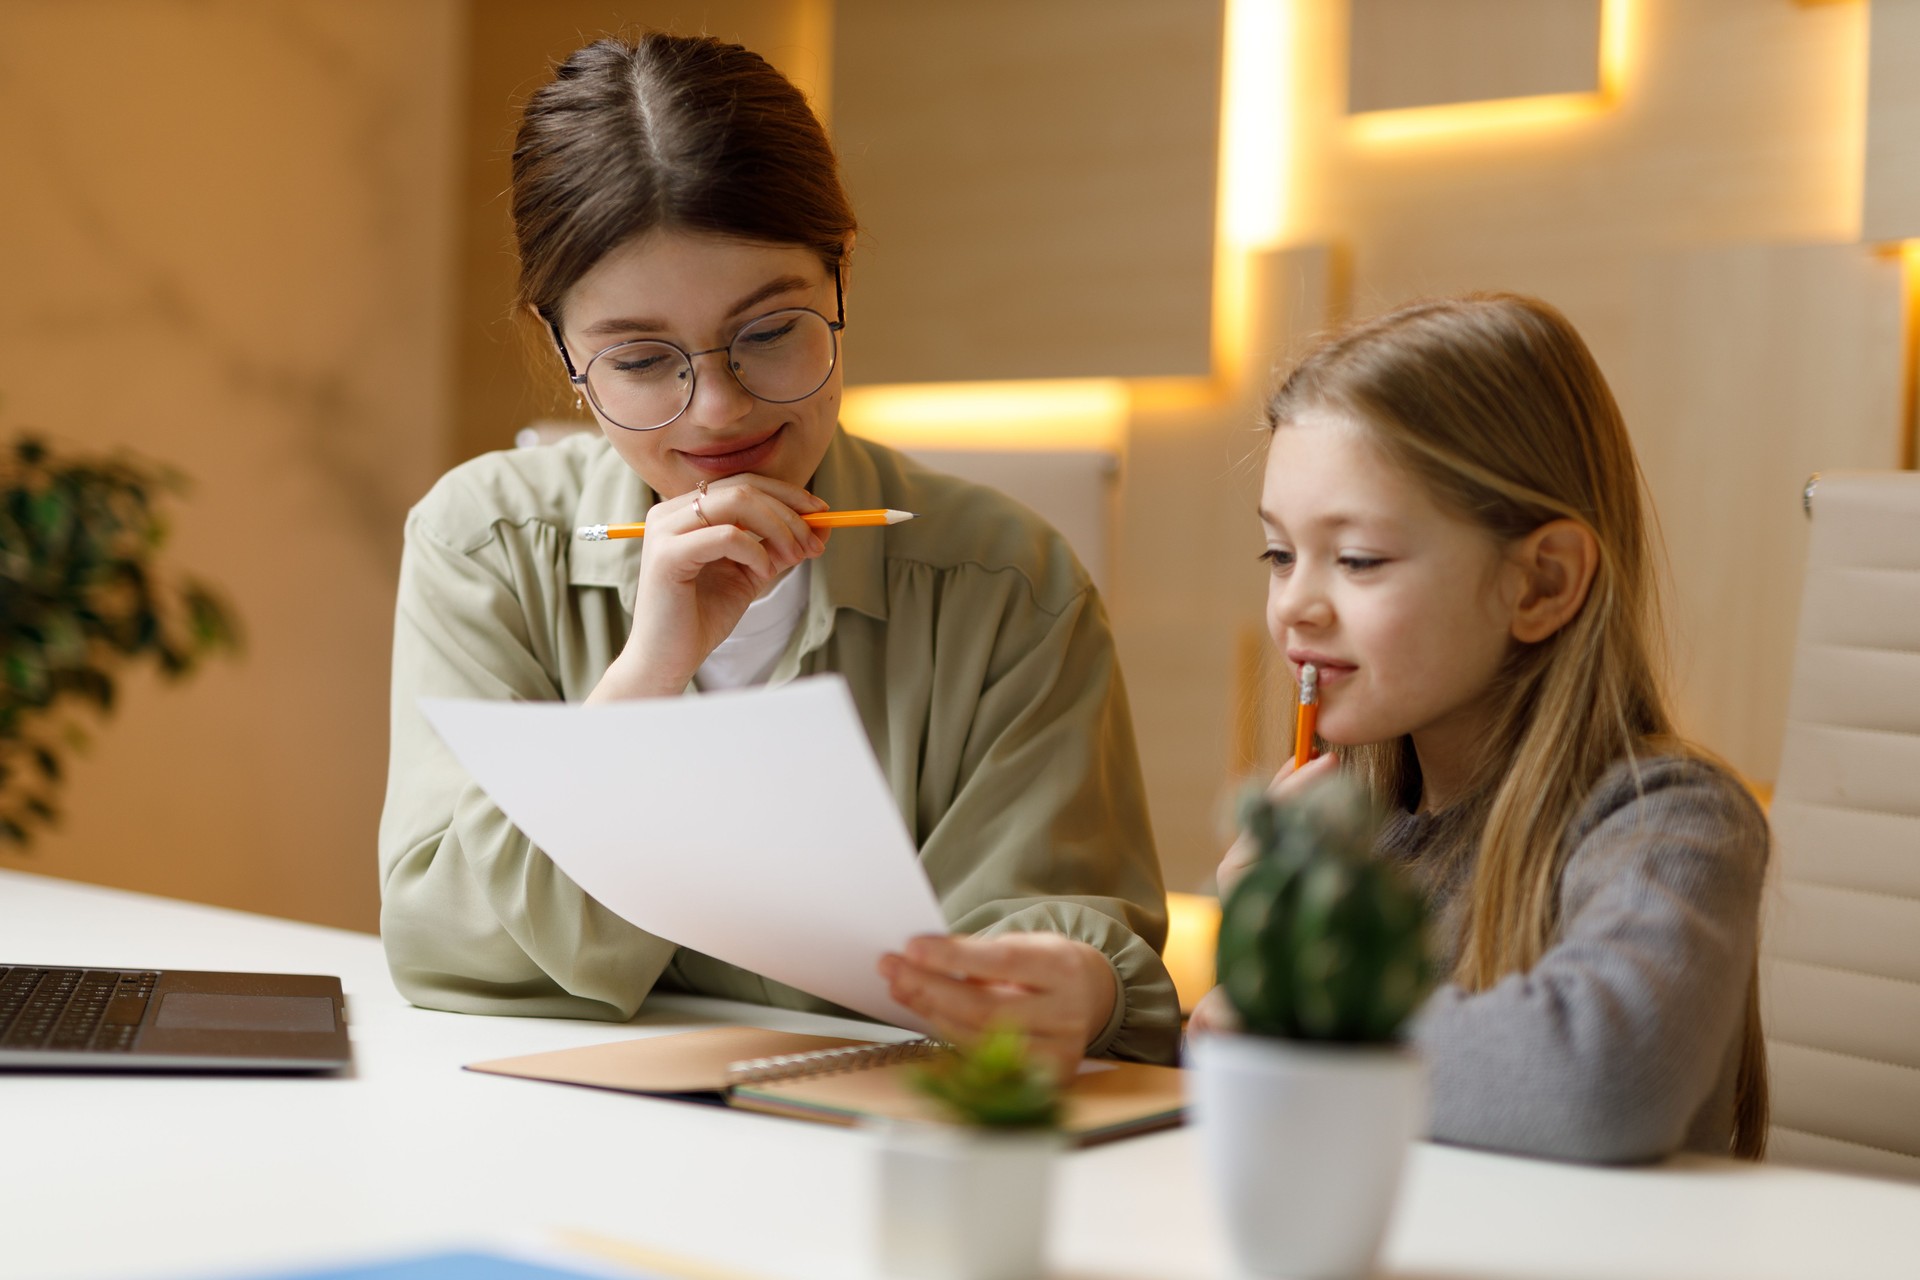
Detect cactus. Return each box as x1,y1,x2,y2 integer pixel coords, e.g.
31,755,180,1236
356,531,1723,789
1216,777,1434,1043
908,1024,1063,1129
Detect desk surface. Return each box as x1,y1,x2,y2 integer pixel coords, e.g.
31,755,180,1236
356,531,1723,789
5,867,1918,1280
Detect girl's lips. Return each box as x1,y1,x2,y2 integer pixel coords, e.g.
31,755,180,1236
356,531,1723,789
677,424,786,476
1290,657,1356,684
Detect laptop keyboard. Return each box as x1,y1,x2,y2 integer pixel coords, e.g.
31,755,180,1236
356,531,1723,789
0,967,158,1052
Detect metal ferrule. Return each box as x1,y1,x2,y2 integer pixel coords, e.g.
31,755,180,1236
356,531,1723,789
576,524,609,542
1299,662,1319,706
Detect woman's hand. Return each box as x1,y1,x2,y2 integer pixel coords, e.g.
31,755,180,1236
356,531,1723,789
1213,752,1339,900
879,933,1119,1080
588,474,829,702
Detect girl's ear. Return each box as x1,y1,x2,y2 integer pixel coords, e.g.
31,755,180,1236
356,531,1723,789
1508,519,1599,644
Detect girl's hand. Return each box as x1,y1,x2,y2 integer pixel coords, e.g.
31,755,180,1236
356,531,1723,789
1185,984,1240,1037
1214,752,1339,900
588,475,830,701
878,933,1118,1080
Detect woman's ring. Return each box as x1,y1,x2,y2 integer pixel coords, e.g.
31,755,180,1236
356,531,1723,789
693,492,711,527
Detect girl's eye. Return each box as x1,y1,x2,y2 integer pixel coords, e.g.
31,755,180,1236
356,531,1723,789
1338,555,1386,572
1258,548,1294,572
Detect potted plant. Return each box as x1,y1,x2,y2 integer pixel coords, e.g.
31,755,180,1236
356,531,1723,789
1189,777,1435,1279
0,433,239,846
873,1025,1064,1280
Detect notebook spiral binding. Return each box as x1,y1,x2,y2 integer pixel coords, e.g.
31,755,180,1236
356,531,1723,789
724,1037,945,1086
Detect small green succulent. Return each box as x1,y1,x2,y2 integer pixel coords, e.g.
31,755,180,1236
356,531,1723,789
1216,776,1434,1043
908,1024,1063,1129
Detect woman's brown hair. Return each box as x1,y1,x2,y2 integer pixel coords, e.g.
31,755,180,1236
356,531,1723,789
1266,293,1768,1160
511,33,857,325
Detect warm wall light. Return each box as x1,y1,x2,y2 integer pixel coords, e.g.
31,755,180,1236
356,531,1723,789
845,0,1296,444
840,380,1130,452
1349,0,1627,146
1904,241,1920,470
1222,0,1291,251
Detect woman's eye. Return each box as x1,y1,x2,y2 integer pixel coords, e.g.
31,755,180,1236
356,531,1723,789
739,318,799,347
1258,548,1294,572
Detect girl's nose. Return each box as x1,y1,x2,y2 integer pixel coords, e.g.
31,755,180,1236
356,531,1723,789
1270,568,1334,633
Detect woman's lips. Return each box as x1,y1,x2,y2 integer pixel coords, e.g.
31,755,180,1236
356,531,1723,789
678,424,786,476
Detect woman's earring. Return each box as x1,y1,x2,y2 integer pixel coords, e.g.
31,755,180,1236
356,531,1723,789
575,391,586,415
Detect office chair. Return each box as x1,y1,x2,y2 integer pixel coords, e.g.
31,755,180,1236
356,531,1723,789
1761,471,1920,1181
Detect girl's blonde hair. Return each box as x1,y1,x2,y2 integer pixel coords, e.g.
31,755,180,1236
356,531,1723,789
1266,293,1767,1159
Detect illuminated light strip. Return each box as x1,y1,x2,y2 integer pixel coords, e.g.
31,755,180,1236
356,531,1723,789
1349,0,1629,146
1600,0,1633,100
839,380,1130,452
1348,90,1605,146
1903,241,1920,470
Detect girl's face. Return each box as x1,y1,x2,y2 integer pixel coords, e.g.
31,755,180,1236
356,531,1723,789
554,229,844,499
1261,408,1525,776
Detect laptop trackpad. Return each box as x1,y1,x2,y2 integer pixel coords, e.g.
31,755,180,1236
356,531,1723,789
154,993,337,1034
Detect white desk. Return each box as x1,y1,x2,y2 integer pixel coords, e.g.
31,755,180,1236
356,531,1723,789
5,867,1918,1280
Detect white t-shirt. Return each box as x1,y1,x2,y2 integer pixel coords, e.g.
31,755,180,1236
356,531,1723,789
694,562,812,691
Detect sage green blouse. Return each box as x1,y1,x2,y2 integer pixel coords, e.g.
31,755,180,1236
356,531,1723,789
377,428,1178,1064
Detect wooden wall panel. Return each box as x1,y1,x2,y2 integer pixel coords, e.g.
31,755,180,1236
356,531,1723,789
1626,243,1906,782
1110,245,1346,894
0,0,464,931
1347,0,1602,113
831,0,1221,384
1863,0,1920,242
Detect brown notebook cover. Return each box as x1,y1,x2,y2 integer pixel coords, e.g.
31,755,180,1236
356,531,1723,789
466,1026,1186,1147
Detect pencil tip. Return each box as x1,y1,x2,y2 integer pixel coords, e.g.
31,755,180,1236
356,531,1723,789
885,510,915,525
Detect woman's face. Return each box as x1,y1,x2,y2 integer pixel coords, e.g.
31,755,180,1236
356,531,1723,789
553,229,844,499
1260,407,1524,767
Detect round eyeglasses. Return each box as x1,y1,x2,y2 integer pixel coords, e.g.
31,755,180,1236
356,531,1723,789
547,276,845,433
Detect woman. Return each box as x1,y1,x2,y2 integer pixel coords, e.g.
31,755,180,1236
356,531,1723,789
376,33,1177,1070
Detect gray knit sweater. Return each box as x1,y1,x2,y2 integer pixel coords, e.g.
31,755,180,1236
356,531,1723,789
1382,754,1770,1163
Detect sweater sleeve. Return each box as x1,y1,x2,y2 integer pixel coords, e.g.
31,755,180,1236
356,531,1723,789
1410,758,1769,1163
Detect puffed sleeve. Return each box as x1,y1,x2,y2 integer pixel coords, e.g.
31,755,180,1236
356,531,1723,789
906,576,1180,1066
377,500,674,1020
1410,758,1769,1162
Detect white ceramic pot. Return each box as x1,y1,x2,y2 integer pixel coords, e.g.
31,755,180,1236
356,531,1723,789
1189,1034,1426,1280
870,1122,1062,1280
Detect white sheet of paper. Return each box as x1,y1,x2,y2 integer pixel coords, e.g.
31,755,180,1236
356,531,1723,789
418,677,948,1029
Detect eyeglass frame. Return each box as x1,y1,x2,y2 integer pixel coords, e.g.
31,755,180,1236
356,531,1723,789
545,272,846,433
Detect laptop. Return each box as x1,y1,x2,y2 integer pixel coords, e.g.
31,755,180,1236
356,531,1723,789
0,964,352,1072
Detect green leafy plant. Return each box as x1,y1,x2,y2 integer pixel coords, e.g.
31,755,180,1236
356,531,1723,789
0,434,241,846
908,1024,1063,1129
1216,777,1434,1043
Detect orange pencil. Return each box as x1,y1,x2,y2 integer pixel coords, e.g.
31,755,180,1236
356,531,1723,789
576,509,915,541
1293,662,1320,769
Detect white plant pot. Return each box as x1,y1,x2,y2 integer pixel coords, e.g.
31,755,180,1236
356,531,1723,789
870,1122,1061,1280
1189,1034,1426,1280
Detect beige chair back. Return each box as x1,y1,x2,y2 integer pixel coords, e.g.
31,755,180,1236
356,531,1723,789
1762,471,1920,1180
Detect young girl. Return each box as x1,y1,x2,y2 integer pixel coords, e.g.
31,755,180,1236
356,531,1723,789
1191,294,1770,1163
378,34,1177,1070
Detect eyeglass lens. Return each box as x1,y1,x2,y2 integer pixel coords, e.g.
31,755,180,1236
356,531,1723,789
584,308,838,431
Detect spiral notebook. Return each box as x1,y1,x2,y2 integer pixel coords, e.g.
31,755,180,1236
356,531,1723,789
465,1027,1185,1147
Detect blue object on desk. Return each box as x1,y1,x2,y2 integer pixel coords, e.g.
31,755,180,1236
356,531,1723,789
240,1250,670,1279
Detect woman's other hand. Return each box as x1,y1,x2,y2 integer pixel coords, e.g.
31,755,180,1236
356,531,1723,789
879,933,1119,1080
588,474,829,701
